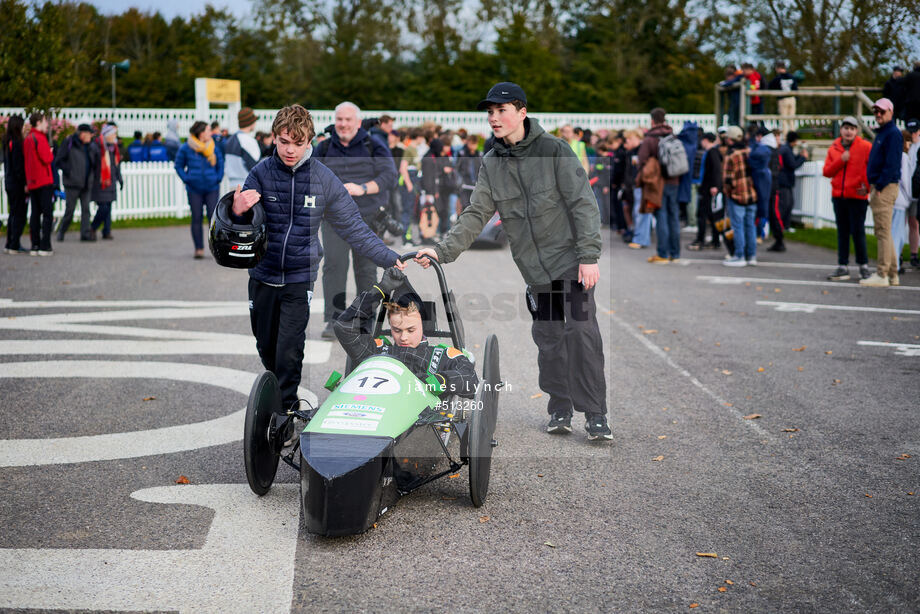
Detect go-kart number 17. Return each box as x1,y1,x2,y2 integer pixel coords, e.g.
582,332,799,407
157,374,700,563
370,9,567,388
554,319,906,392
340,369,401,395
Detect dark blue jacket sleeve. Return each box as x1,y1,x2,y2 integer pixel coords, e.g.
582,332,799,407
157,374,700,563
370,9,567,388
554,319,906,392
321,167,399,268
175,145,189,184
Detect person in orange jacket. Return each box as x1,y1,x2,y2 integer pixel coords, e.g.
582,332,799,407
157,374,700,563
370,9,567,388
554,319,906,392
823,116,873,281
23,112,56,256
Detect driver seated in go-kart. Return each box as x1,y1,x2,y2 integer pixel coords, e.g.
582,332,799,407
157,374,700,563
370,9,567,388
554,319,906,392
333,268,479,398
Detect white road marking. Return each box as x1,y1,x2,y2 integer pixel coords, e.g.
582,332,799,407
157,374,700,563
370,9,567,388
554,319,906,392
757,301,920,316
0,298,324,314
0,361,317,467
857,341,920,357
0,301,331,360
699,275,920,291
0,484,299,614
0,338,331,359
678,258,831,270
610,313,770,439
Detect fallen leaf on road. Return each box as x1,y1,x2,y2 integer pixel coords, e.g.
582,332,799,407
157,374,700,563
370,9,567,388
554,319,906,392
479,516,490,523
750,581,757,586
825,351,833,355
895,454,911,461
643,329,659,334
175,476,190,484
715,342,721,346
718,587,727,593
743,414,762,420
696,552,718,558
606,310,615,315
722,557,730,560
663,347,671,351
62,280,71,285
544,541,556,548
652,456,665,462
448,473,460,479
908,492,915,496
797,367,804,371
689,604,699,609
865,493,872,498
757,367,765,372
725,580,734,585
658,435,667,440
530,393,543,399
537,474,544,477
774,288,781,293
722,370,732,375
724,402,733,407
782,428,799,432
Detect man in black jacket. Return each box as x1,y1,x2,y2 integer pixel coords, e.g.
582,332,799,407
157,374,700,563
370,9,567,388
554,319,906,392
883,66,906,121
768,131,807,252
54,124,99,242
903,62,920,124
315,101,397,340
689,132,723,250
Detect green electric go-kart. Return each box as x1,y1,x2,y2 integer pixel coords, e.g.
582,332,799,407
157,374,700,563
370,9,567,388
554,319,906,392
243,252,502,537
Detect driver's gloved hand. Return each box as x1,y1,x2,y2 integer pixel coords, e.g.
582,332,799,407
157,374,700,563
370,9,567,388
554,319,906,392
374,267,406,299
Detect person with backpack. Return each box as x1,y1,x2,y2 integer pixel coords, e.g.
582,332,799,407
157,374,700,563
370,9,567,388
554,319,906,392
224,107,261,189
314,101,397,339
639,107,688,263
54,123,99,241
23,113,55,256
721,126,758,266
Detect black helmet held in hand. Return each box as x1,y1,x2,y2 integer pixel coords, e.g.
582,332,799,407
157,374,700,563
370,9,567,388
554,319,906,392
209,190,268,269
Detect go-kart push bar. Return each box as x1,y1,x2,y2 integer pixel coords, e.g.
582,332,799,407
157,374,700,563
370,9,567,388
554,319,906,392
396,251,464,350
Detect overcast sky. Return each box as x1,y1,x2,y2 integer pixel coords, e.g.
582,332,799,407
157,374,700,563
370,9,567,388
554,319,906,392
88,0,252,19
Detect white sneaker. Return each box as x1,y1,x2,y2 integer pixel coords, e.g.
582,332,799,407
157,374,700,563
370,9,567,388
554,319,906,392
746,257,758,266
723,256,746,267
859,273,889,287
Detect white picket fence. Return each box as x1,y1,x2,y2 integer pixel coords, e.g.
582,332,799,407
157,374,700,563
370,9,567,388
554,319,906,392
0,158,866,230
0,107,726,138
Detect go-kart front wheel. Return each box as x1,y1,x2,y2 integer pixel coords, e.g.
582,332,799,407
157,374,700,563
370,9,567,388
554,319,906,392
469,334,500,507
244,370,282,496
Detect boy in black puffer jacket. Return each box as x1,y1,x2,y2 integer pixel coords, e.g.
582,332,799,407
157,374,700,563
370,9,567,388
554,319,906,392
231,105,404,421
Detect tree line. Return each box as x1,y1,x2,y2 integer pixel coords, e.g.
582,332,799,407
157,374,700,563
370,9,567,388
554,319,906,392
1,0,918,115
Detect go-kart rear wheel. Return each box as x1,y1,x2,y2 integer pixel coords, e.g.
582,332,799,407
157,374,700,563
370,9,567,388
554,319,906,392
469,334,500,507
244,371,282,496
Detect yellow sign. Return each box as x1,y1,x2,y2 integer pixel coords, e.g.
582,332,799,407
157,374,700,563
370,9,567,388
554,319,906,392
204,79,241,103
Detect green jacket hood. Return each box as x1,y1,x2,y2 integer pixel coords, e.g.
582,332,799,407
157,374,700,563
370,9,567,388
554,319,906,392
490,118,545,157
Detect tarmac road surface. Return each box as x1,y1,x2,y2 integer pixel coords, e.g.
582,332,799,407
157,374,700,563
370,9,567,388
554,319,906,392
0,225,917,612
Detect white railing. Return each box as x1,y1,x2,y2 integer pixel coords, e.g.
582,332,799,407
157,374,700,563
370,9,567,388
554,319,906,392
794,160,875,230
0,107,720,138
0,162,235,222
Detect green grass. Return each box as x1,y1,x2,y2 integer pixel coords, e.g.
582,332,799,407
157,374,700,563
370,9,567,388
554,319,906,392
786,226,912,262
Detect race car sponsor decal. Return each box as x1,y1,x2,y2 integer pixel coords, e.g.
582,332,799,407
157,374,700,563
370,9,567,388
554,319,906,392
331,403,386,413
320,418,378,432
445,347,463,359
327,410,382,420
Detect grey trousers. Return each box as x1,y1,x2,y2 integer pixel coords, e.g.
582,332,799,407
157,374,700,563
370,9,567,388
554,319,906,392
525,268,608,416
321,218,379,322
60,187,92,239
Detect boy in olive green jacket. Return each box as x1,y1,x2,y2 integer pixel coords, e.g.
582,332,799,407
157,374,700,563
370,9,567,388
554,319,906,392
415,82,610,440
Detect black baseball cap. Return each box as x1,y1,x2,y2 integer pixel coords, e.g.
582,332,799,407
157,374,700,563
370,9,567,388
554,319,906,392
907,118,920,133
476,82,527,110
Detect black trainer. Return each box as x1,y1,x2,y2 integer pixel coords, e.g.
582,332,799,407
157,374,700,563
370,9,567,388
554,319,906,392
585,413,612,441
546,410,573,434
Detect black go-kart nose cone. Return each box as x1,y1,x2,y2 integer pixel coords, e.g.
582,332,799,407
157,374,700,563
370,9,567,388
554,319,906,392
300,432,397,537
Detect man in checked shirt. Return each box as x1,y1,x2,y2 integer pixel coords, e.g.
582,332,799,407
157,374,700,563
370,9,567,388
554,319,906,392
333,268,479,398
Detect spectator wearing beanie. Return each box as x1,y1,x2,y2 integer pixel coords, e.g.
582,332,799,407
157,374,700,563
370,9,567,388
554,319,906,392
225,107,261,189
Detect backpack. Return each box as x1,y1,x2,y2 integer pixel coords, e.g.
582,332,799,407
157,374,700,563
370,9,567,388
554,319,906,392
658,134,689,177
224,133,259,172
